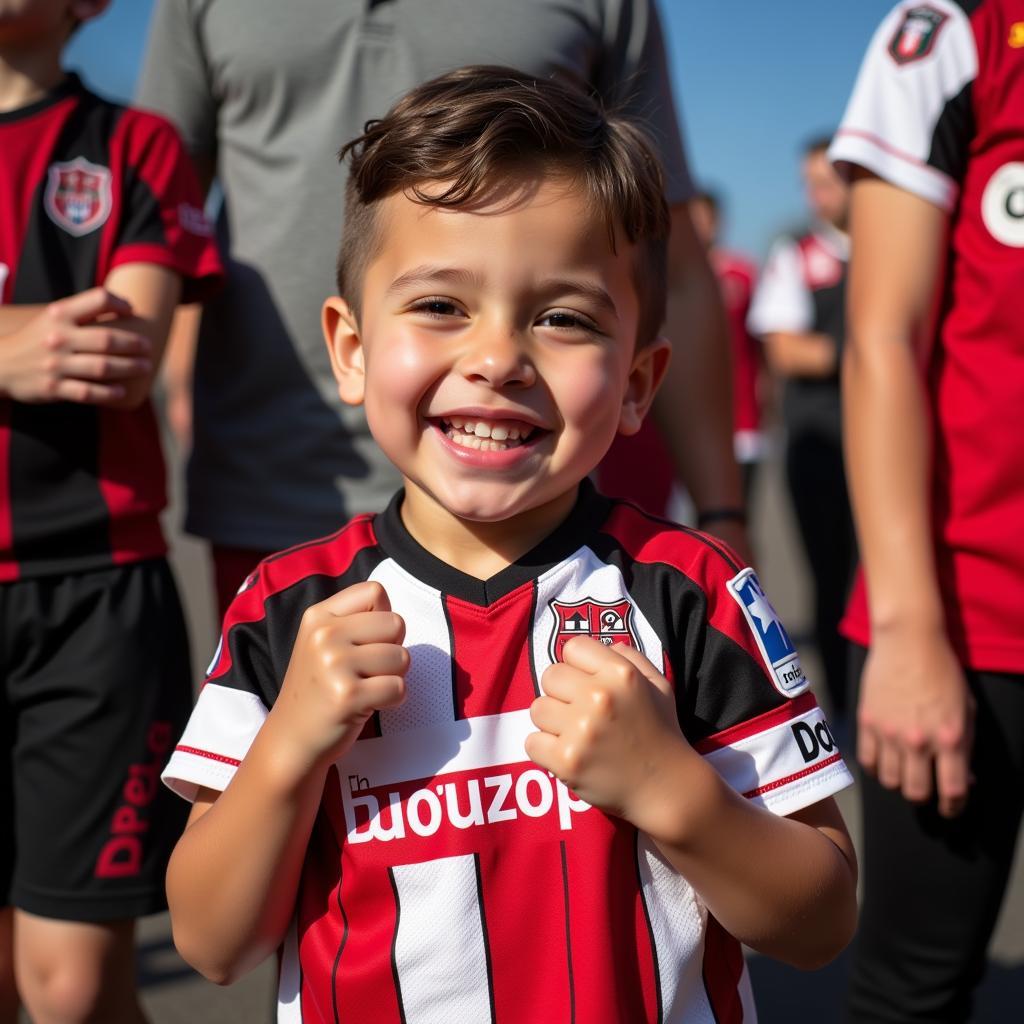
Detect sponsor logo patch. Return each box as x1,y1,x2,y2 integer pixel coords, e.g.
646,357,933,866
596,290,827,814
981,162,1024,246
791,719,838,764
548,597,638,662
888,5,948,65
44,157,112,236
726,568,809,697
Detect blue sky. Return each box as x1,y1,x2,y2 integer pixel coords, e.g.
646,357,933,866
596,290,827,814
66,0,894,258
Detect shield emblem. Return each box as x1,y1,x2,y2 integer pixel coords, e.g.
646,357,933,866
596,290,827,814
548,598,638,662
888,6,947,65
44,157,112,236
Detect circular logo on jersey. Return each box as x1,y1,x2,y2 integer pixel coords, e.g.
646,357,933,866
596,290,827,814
981,162,1024,247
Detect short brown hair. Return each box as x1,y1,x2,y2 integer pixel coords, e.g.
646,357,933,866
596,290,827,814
337,65,669,347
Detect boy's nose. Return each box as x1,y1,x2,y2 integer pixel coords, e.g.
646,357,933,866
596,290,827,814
459,328,536,388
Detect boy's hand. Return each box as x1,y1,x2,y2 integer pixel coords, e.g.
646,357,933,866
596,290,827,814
269,581,409,774
0,288,152,405
526,637,693,835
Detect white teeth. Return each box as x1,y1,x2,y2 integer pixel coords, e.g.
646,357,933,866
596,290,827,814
507,427,520,441
438,415,536,451
490,425,509,441
473,422,491,438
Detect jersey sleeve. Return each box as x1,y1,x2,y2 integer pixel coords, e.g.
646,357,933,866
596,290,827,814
596,0,693,205
109,111,222,302
675,558,853,818
829,0,977,210
746,237,813,337
162,567,277,801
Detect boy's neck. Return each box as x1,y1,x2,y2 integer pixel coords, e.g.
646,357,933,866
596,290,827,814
399,484,580,581
0,44,66,113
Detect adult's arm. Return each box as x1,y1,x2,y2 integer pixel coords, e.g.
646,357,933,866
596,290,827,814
654,204,748,557
843,171,972,817
762,330,837,377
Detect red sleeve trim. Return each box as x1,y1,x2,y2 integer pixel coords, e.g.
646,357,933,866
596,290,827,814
742,752,844,799
175,745,242,768
695,691,817,753
833,127,951,183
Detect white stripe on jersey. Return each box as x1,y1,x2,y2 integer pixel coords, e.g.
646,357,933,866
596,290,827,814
637,833,720,1024
830,0,977,209
278,915,302,1024
390,855,493,1024
370,558,454,733
530,545,665,688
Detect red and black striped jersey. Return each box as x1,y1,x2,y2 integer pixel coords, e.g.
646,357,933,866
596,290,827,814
164,484,852,1023
832,0,1024,672
0,74,222,580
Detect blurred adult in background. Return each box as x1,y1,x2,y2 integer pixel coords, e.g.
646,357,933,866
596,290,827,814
831,1,1024,1019
690,188,765,509
747,137,855,720
137,0,747,621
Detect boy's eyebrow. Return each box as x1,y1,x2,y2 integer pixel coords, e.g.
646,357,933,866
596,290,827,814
387,266,620,320
386,265,482,294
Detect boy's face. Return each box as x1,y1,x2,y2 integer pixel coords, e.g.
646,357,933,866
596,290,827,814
325,173,668,528
0,0,107,42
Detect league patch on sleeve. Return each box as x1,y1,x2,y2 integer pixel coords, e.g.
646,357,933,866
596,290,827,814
888,5,948,65
726,568,809,697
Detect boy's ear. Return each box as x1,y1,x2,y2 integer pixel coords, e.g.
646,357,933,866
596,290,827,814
618,335,672,437
322,296,366,406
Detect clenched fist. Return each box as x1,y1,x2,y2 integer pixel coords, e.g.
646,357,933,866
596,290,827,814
269,581,409,772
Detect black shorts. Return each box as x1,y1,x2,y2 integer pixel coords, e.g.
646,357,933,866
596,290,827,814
1,559,192,922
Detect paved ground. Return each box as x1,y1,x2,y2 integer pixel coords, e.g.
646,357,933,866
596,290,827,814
127,437,1023,1023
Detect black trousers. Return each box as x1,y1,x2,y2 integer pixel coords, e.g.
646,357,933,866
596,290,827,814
784,427,856,716
845,644,1024,1023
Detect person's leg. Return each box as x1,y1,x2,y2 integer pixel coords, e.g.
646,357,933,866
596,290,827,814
845,646,1024,1022
784,429,854,717
8,563,192,1024
211,543,273,623
14,913,145,1024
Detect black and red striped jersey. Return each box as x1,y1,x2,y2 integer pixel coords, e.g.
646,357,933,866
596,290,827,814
831,0,1024,673
164,484,852,1023
0,74,222,580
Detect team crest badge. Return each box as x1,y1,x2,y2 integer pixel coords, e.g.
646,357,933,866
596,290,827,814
44,157,112,236
726,568,809,697
888,6,948,65
549,598,638,662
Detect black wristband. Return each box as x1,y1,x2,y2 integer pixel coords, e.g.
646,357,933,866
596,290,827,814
696,507,746,529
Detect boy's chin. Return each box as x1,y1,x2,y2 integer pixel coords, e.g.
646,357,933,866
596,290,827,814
410,478,571,526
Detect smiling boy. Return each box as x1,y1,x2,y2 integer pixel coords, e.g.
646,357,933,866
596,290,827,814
161,67,856,1022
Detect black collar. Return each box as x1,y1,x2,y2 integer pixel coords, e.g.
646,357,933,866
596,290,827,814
0,73,84,125
373,481,611,606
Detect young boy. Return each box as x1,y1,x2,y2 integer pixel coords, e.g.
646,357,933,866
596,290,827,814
162,67,856,1022
0,3,221,1022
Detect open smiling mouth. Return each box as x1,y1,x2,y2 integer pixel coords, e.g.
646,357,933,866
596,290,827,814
435,416,542,452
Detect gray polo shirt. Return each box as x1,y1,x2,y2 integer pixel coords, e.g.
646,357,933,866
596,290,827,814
138,0,692,550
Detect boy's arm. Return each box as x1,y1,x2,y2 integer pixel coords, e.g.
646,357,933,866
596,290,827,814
166,581,409,983
842,172,972,817
527,638,857,968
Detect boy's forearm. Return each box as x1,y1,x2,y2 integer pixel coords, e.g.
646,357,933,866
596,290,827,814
644,744,857,968
0,304,46,336
167,718,328,984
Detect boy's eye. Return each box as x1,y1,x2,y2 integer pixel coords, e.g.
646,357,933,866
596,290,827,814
410,297,462,318
538,310,599,333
